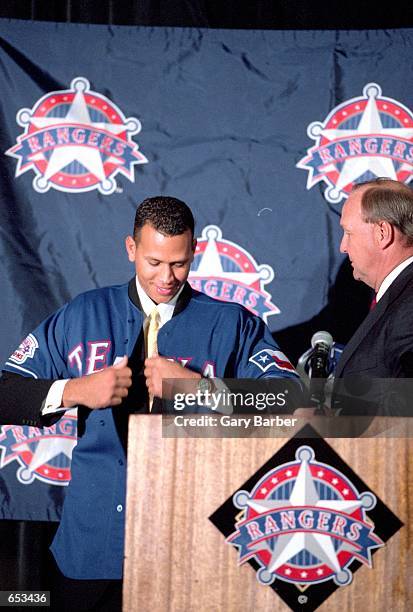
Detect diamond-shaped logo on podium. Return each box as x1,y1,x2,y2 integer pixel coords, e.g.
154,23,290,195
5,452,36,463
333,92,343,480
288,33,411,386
210,425,402,611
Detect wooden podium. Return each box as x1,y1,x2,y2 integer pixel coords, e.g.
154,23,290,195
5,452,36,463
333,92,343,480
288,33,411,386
123,416,412,611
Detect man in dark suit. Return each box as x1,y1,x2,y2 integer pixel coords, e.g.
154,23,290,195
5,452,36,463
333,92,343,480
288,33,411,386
332,178,413,416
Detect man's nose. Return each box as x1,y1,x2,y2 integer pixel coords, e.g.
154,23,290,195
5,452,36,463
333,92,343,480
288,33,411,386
340,234,347,254
159,264,174,283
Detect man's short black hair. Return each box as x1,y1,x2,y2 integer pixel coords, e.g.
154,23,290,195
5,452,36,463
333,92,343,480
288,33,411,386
133,196,194,240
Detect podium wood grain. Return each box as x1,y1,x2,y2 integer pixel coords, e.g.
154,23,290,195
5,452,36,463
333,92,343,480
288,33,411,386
123,416,412,611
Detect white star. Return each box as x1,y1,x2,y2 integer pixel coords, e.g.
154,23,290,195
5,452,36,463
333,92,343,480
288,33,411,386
28,88,126,183
190,233,261,286
17,436,76,474
44,144,107,182
320,88,413,190
246,454,363,575
189,226,280,321
29,87,127,136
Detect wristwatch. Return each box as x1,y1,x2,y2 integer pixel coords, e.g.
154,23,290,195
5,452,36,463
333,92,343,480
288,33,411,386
197,377,216,395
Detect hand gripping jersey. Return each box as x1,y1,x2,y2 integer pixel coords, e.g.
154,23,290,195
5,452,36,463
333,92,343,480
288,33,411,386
4,281,299,579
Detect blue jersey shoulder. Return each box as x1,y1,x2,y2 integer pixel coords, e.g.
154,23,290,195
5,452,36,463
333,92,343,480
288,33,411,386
190,288,258,320
63,282,132,316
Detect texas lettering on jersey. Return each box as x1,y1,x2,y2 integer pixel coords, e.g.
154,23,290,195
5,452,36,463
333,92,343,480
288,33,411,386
68,340,217,378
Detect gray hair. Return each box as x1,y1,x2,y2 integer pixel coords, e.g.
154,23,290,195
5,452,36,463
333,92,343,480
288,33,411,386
353,179,413,246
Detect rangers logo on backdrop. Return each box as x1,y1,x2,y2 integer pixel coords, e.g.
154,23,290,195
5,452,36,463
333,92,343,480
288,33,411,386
0,411,77,486
189,225,279,323
297,83,413,203
210,426,402,610
6,77,147,195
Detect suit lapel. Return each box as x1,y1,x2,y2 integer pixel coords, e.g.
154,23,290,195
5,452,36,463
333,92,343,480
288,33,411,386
334,292,388,376
335,262,413,376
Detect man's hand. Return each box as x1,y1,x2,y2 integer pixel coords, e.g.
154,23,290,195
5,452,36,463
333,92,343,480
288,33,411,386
62,356,132,409
144,356,200,399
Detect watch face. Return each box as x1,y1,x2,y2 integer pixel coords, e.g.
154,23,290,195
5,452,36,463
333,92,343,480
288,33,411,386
198,378,211,393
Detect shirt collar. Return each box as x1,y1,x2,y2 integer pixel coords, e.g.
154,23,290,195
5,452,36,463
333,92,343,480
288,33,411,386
376,255,413,302
135,276,184,325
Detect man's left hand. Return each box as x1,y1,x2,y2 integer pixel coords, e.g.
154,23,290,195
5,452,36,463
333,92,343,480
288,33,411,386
144,356,201,399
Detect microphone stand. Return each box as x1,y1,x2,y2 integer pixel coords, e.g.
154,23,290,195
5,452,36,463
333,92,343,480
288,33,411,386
307,332,333,415
308,369,327,415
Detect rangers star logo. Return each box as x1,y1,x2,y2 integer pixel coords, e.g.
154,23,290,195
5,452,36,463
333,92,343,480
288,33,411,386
0,411,77,486
6,77,147,194
297,83,413,203
189,225,279,322
210,427,402,611
227,446,382,588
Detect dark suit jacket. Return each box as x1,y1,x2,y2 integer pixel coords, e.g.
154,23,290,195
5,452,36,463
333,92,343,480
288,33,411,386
332,260,413,416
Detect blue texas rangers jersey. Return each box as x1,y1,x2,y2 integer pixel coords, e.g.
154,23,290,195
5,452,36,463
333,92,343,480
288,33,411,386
4,280,298,579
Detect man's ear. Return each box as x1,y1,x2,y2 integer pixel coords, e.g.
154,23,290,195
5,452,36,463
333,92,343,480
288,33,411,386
125,235,136,262
374,220,393,249
189,238,197,263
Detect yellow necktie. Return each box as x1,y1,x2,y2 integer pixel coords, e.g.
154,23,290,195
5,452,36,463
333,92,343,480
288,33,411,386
147,307,160,410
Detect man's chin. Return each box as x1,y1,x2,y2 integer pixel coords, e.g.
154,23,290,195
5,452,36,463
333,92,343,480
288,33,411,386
352,270,371,286
351,267,361,282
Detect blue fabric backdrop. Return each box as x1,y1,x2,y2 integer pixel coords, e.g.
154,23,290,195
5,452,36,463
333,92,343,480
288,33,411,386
1,20,412,519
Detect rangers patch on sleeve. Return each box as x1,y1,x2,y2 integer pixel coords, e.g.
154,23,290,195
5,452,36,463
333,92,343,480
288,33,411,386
9,334,39,365
249,349,296,373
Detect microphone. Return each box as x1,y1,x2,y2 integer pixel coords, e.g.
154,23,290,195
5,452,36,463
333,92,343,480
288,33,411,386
309,331,333,378
308,331,334,410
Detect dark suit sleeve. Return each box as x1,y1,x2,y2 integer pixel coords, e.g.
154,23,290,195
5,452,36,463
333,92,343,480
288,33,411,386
400,351,413,377
0,371,61,427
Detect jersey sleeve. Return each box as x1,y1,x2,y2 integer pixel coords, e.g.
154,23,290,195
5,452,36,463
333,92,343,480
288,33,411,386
3,305,69,380
234,312,299,379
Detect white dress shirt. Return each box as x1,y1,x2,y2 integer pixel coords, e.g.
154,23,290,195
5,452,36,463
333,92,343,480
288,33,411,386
376,255,413,302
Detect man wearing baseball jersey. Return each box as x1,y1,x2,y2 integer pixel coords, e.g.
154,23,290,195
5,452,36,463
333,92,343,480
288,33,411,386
1,196,300,610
